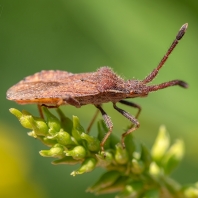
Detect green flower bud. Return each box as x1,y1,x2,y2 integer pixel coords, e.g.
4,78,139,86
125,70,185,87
71,157,97,176
43,107,61,135
52,156,82,165
97,120,110,149
87,170,121,193
96,151,114,167
56,130,76,146
65,145,86,160
115,143,129,165
39,144,64,158
116,181,144,198
56,108,73,134
27,131,37,138
72,116,85,143
37,136,57,147
149,162,161,176
131,159,145,174
9,108,33,129
151,126,170,163
162,139,185,174
25,113,48,136
81,132,100,152
182,183,198,198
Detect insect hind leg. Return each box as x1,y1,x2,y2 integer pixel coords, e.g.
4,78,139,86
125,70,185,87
95,105,113,152
37,103,61,119
119,100,141,119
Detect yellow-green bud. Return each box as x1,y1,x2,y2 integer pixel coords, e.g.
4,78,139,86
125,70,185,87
131,159,145,174
26,114,48,136
56,130,75,146
117,181,144,198
39,144,64,158
151,126,170,163
162,139,185,174
96,151,114,167
9,108,33,129
43,107,61,135
115,143,129,165
71,157,97,176
72,116,85,143
65,145,86,160
81,133,100,152
37,136,57,147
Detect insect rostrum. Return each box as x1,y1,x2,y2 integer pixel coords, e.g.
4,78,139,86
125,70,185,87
6,23,188,152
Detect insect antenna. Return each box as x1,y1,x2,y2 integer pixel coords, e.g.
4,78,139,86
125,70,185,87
143,23,188,84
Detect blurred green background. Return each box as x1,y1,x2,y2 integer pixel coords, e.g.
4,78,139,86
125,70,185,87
0,0,197,197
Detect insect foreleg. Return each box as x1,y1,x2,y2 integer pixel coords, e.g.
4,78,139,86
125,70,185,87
113,103,140,148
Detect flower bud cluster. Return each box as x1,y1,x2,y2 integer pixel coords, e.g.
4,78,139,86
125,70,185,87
10,107,197,197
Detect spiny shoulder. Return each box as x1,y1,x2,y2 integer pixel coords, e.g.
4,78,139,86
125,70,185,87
95,66,125,91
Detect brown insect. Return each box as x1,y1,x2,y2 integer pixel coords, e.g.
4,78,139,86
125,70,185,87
7,23,188,151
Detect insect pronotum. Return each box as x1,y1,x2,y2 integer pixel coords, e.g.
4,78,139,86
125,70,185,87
7,23,188,152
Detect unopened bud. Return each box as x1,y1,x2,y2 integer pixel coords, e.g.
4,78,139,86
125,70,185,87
37,136,57,147
116,181,144,198
162,139,185,174
9,108,33,129
131,159,145,174
43,107,61,135
72,116,85,143
115,143,129,165
96,151,114,166
26,114,48,136
71,157,97,176
40,144,64,158
56,130,76,146
151,126,170,162
65,145,86,160
81,133,100,152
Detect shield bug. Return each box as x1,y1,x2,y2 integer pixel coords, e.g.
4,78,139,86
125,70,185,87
6,23,188,151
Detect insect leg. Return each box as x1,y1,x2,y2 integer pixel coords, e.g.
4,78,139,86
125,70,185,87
113,103,140,148
119,100,141,119
147,79,188,92
63,96,81,108
95,105,113,152
37,99,64,118
86,109,100,134
38,104,44,119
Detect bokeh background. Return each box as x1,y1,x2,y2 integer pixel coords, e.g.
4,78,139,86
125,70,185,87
0,0,197,197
